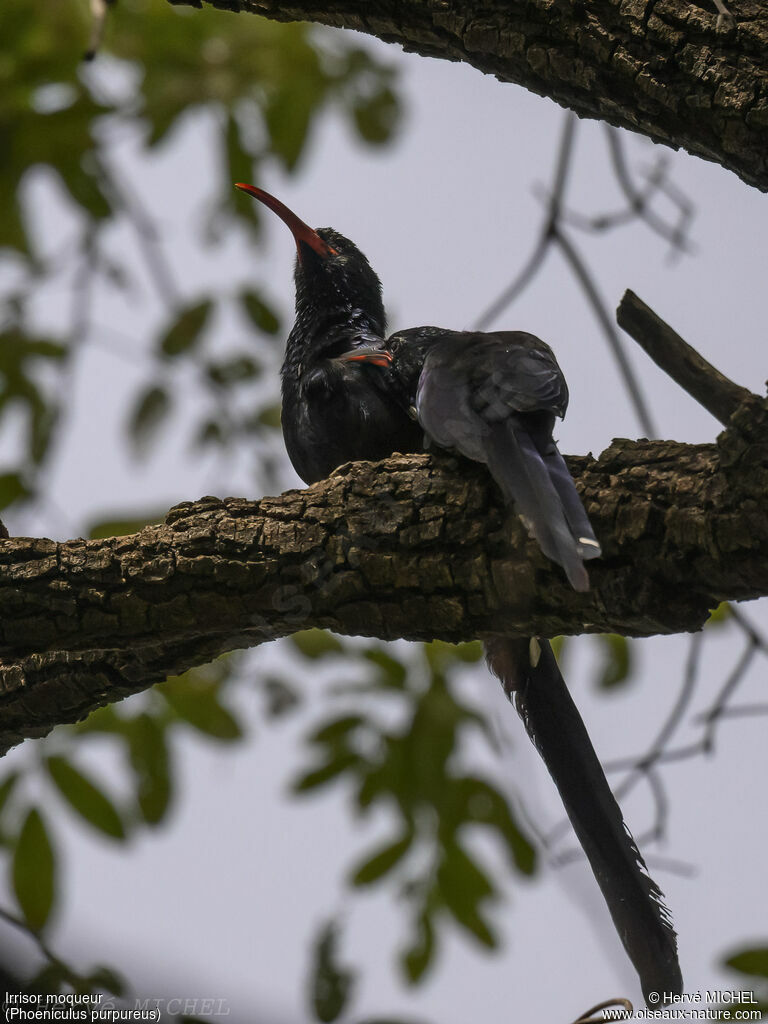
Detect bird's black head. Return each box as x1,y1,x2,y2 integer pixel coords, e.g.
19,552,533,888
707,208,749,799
235,184,385,334
294,227,385,331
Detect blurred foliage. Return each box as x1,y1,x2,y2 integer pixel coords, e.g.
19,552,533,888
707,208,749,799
594,633,632,690
292,637,535,993
0,0,402,514
0,4,407,1003
311,919,356,1023
719,945,768,1016
0,653,244,994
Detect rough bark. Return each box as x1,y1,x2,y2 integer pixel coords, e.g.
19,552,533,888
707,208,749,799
167,0,768,192
1,394,768,755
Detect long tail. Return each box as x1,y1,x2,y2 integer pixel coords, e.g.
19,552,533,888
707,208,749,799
485,635,683,1005
484,422,598,591
539,443,601,562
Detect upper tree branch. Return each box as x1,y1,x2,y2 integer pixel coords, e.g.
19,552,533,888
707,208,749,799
167,0,768,192
2,396,768,755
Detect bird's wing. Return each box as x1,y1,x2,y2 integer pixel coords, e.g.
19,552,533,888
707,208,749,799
413,331,595,589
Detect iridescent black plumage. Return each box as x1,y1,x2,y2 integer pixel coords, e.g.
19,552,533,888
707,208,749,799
237,183,682,1003
280,229,423,484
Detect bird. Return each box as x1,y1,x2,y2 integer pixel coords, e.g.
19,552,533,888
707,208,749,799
236,181,683,1004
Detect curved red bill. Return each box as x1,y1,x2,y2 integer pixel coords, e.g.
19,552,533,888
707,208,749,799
235,183,337,258
336,347,392,367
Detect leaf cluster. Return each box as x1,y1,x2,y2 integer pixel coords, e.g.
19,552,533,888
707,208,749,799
0,654,243,994
286,634,536,1019
0,0,402,515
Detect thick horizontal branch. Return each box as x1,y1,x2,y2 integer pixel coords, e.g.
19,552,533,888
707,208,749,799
2,396,768,755
617,289,756,425
168,0,768,191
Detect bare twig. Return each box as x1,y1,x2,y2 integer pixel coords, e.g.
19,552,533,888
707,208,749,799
97,163,180,307
0,905,67,973
474,113,577,331
555,127,695,257
617,290,755,426
475,114,658,437
554,231,657,437
699,637,759,753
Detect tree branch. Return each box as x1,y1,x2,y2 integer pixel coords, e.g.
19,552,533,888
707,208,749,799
167,0,768,192
617,289,755,425
3,397,768,755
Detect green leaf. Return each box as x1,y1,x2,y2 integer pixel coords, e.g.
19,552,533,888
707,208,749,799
594,633,633,690
725,947,768,979
158,300,213,358
256,403,282,429
309,716,364,746
451,641,483,663
12,807,56,931
75,705,126,736
436,842,496,947
310,920,355,1023
0,772,20,820
550,635,568,661
128,714,172,826
352,86,400,145
86,965,126,997
45,756,126,840
87,512,163,539
264,80,316,171
401,913,435,984
55,161,110,220
30,396,58,464
351,832,412,886
161,679,243,741
363,648,407,689
195,419,226,448
262,677,302,718
0,472,31,512
205,355,261,388
128,385,172,453
291,629,344,659
241,290,281,335
707,601,731,627
25,961,72,996
226,118,258,219
292,752,359,794
458,777,536,875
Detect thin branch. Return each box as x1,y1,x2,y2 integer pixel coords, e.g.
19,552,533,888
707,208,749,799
0,905,67,972
553,229,658,437
475,114,658,437
616,290,755,426
473,112,577,331
607,632,702,784
727,604,768,653
97,162,181,307
705,702,768,721
555,128,695,257
604,128,694,256
699,637,759,753
473,231,550,332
